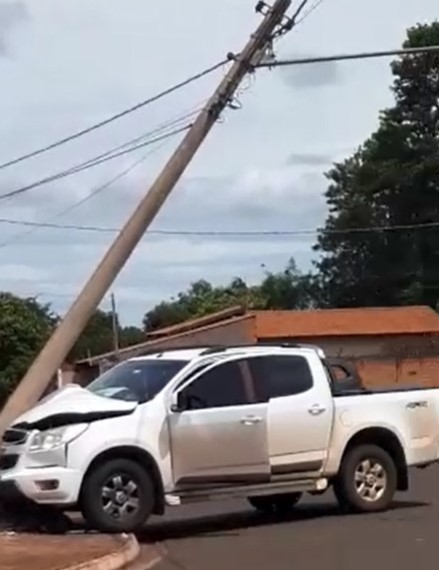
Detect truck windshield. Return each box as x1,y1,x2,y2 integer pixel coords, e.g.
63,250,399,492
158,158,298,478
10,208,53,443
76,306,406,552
87,359,188,403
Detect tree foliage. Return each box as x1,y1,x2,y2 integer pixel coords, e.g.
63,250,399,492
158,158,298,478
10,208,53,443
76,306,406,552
0,293,56,405
143,258,315,331
314,22,439,308
0,295,146,405
67,309,145,362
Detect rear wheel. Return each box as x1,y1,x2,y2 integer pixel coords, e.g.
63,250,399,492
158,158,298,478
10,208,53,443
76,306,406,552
80,458,154,533
334,444,397,513
248,492,302,514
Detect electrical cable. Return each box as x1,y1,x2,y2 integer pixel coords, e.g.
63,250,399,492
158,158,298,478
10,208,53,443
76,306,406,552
0,138,173,250
295,0,325,25
290,0,313,24
257,45,439,68
0,98,213,248
71,106,204,170
0,59,228,171
0,124,192,203
1,218,439,238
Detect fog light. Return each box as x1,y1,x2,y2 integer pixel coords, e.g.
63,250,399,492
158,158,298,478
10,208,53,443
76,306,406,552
36,479,59,491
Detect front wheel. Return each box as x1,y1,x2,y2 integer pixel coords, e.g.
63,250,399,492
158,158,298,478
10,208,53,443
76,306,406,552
334,444,397,513
248,492,302,514
80,458,154,533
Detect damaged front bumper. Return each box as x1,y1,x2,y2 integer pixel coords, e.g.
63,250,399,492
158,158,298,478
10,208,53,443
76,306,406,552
0,429,83,507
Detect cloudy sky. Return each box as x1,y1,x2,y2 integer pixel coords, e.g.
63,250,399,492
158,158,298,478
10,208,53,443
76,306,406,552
0,0,437,325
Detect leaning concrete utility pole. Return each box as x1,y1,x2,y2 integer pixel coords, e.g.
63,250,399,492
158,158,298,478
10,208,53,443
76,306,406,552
0,0,292,434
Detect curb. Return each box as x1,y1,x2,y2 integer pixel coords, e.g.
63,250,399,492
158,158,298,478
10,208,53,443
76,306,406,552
64,534,140,570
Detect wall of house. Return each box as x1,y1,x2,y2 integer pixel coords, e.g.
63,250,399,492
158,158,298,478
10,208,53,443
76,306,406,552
148,317,254,351
258,333,439,359
257,333,439,387
354,357,439,388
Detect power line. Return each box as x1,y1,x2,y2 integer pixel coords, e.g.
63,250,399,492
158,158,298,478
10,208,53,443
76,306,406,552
65,106,204,171
295,0,325,25
0,124,192,203
0,139,173,250
290,0,312,23
257,45,439,68
0,60,228,171
1,218,439,238
0,101,209,248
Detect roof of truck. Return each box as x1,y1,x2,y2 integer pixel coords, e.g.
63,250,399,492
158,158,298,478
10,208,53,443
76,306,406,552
130,343,323,363
131,348,208,361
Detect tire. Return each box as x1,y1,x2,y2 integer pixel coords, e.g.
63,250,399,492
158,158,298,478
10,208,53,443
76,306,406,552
248,492,302,514
80,458,154,533
334,444,397,513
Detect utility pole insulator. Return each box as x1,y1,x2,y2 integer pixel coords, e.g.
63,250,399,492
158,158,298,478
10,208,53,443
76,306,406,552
0,0,293,438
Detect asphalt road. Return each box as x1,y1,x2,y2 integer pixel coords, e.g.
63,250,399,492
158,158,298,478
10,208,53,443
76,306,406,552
138,465,439,570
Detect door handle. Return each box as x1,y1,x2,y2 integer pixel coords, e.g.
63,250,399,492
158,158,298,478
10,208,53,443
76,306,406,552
240,415,262,425
406,401,428,409
308,404,326,416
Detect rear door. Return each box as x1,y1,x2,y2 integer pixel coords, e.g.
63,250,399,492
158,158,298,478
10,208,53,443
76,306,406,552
169,358,270,487
248,354,333,476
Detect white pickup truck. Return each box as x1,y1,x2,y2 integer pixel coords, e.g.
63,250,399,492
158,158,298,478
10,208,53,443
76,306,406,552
1,344,439,532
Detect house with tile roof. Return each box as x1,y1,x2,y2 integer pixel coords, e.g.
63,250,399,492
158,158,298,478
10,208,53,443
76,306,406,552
66,305,439,389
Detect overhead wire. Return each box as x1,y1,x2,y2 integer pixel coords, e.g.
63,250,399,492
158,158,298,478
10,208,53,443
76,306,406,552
0,59,228,171
1,218,439,238
0,99,210,248
0,123,192,203
295,0,325,25
257,45,439,68
68,105,205,170
0,140,171,250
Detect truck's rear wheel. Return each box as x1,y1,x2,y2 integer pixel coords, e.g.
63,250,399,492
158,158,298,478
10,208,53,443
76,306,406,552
81,458,154,533
248,492,302,514
334,444,397,513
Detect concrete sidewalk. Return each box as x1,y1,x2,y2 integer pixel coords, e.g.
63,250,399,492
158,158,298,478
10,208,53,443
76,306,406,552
0,532,139,570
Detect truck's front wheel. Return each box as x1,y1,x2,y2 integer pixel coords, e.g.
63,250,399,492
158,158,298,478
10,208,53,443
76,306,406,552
334,444,397,513
81,458,154,533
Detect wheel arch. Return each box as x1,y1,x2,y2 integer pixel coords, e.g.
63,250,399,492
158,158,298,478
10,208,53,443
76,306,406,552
81,445,165,515
341,427,408,491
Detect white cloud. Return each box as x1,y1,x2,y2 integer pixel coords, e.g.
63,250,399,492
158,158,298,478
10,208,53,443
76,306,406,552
0,0,438,324
0,2,28,57
1,263,49,282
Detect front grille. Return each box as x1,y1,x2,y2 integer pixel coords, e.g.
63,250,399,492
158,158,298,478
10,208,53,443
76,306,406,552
2,428,28,446
0,454,19,471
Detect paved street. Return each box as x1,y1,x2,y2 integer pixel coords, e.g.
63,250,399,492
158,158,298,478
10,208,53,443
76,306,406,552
138,465,439,570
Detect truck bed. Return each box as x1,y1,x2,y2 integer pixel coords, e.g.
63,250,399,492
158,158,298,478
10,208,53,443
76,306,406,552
333,384,439,397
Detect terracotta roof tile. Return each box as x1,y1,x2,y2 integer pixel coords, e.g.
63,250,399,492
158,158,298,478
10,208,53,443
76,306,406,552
145,306,245,338
253,306,439,338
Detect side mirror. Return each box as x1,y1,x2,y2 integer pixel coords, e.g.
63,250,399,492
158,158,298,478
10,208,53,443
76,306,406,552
170,391,184,413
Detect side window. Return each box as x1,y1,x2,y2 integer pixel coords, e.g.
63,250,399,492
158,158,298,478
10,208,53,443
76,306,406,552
249,355,313,402
180,361,249,410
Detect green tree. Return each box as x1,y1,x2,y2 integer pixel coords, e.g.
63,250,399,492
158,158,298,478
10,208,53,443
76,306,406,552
0,292,56,406
143,258,316,331
314,22,439,308
143,277,265,331
68,309,144,361
120,326,145,348
260,258,318,310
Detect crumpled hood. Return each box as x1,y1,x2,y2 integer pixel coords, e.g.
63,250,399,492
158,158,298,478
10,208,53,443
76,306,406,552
13,384,137,431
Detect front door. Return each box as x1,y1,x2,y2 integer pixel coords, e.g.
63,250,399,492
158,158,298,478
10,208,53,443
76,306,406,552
169,359,270,487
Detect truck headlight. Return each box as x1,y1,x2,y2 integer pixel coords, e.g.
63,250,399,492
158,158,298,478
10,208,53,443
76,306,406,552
29,424,89,451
